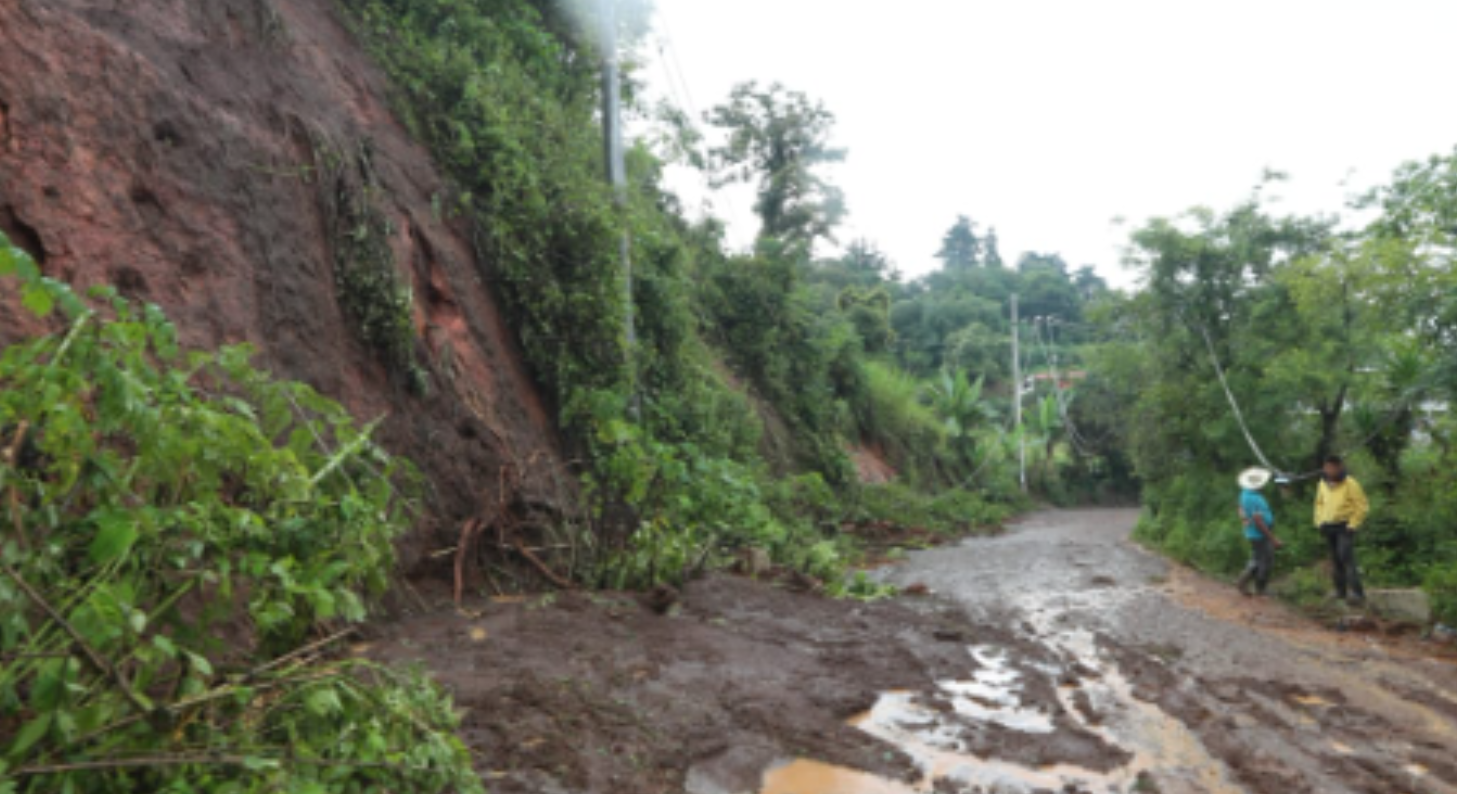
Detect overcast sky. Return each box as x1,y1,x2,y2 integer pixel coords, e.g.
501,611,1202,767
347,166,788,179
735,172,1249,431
637,0,1457,287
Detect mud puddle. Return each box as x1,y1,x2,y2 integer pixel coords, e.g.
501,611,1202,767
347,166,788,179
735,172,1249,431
759,631,1241,794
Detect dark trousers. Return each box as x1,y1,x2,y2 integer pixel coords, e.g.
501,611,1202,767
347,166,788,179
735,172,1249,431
1238,537,1273,594
1322,523,1364,599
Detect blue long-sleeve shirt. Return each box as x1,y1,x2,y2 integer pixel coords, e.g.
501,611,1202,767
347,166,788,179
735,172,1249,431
1240,489,1274,541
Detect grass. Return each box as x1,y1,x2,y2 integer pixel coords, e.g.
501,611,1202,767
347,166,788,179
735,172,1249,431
859,360,945,477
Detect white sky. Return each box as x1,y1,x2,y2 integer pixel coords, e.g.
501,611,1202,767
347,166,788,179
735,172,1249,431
637,0,1457,287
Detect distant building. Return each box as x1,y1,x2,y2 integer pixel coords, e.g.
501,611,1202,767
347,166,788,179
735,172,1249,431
1027,370,1087,391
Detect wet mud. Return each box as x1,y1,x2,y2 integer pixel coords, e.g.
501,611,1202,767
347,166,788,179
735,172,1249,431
368,510,1457,793
880,509,1457,794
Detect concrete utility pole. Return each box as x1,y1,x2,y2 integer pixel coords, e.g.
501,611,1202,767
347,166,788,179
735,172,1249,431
599,0,638,419
1011,294,1026,492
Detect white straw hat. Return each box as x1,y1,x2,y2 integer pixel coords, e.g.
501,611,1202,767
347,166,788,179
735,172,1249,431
1238,467,1272,490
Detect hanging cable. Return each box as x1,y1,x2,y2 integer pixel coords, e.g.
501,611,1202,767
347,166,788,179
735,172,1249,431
1190,314,1442,482
649,6,748,235
1031,319,1099,456
1047,320,1107,452
1195,321,1291,476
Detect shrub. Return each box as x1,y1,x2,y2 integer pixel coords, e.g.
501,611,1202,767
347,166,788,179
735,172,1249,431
1425,563,1457,625
849,482,1011,535
0,237,479,793
858,361,945,482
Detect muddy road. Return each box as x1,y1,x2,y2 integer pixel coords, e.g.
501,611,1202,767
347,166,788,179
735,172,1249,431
367,509,1457,794
865,508,1457,793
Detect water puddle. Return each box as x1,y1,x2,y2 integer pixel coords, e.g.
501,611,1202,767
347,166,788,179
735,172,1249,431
937,645,1055,733
758,640,1243,794
760,759,918,794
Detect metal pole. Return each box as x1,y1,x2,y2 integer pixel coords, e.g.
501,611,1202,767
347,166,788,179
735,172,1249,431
1012,293,1025,492
599,0,638,419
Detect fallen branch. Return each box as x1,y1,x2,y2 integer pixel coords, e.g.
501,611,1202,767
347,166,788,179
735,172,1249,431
10,752,405,778
2,420,29,467
1,562,153,716
249,627,357,677
453,516,485,606
69,668,351,750
512,537,572,590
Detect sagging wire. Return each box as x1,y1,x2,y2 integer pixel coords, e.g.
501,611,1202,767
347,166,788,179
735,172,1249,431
650,4,748,231
1195,322,1293,478
1192,317,1441,484
1030,318,1103,456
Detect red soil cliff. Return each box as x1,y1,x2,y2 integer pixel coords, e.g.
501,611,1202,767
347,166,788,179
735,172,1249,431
0,0,568,568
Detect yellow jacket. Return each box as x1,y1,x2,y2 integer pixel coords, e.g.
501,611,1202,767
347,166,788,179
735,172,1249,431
1314,477,1370,530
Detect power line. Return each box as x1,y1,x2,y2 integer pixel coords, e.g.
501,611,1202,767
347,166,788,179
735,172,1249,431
1044,318,1115,451
649,3,747,242
1031,319,1099,456
1190,318,1439,482
1196,322,1289,476
654,2,701,123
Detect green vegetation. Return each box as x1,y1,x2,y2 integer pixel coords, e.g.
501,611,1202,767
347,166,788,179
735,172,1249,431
337,0,1102,591
5,0,1454,789
0,240,479,792
314,133,429,395
1103,161,1457,622
706,81,847,252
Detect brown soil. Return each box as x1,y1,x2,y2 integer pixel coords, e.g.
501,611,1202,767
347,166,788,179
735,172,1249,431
1161,564,1457,664
365,574,1090,794
368,510,1457,794
850,444,897,485
0,0,565,568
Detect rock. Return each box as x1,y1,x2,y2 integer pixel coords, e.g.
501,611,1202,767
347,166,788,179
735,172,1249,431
1335,615,1378,633
743,547,772,576
1366,589,1432,624
642,584,680,615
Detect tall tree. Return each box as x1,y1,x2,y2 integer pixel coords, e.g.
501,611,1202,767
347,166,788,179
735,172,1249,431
1121,199,1337,473
840,238,897,285
837,285,895,353
983,227,1005,269
935,216,981,271
706,82,847,252
1073,266,1108,302
1016,252,1069,274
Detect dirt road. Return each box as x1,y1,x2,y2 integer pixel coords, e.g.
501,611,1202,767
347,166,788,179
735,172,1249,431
864,508,1457,793
368,509,1457,794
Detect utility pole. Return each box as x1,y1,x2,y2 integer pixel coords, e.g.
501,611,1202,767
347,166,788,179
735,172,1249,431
599,0,638,419
1011,294,1026,492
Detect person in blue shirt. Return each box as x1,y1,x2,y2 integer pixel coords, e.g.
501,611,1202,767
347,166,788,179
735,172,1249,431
1235,467,1283,597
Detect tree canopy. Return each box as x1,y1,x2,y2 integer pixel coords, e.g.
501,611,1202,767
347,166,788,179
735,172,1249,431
707,81,848,252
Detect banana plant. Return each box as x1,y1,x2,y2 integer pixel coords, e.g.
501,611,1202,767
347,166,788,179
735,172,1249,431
1027,394,1064,486
925,369,999,471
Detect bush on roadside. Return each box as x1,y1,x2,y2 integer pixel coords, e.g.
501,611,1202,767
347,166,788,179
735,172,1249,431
848,482,1014,536
1425,563,1457,625
0,236,480,794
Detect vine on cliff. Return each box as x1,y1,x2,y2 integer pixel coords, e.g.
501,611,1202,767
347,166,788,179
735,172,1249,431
313,132,429,396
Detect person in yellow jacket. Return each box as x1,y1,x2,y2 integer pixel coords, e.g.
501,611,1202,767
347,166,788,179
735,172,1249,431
1314,455,1370,606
